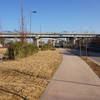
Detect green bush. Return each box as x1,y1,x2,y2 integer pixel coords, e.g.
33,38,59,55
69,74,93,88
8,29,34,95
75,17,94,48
41,44,49,51
23,43,39,56
41,44,55,51
8,41,39,59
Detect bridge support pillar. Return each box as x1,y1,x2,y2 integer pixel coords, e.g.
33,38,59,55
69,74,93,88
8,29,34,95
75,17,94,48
69,38,74,44
33,39,39,47
52,40,56,47
65,38,68,45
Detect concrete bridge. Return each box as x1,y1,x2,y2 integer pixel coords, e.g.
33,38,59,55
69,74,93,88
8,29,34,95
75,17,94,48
0,33,99,38
0,33,99,47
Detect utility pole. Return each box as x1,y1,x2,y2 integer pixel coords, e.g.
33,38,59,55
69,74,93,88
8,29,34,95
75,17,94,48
20,3,26,43
40,24,42,34
21,4,24,33
86,38,88,61
0,22,2,32
0,22,5,47
80,39,82,56
30,12,32,34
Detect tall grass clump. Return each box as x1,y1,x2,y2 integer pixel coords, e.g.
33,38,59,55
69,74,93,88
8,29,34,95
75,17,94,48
8,41,39,59
41,44,56,51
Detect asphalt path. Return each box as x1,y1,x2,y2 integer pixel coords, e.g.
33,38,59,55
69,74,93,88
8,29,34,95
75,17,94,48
40,50,100,100
71,49,100,66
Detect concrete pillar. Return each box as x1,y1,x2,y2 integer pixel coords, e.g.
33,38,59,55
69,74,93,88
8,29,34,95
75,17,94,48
52,40,55,47
69,38,75,45
66,38,69,44
33,39,39,47
73,38,78,45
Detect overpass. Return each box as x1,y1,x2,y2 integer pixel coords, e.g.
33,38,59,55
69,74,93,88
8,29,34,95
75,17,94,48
0,33,99,38
0,33,99,47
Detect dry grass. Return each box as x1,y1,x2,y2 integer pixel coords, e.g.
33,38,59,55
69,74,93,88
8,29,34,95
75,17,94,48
0,48,7,58
0,49,62,100
0,48,7,54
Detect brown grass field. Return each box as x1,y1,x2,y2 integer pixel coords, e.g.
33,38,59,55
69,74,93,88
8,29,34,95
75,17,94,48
0,48,62,100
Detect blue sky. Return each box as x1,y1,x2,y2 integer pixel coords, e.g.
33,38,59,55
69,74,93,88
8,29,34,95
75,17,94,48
0,0,100,33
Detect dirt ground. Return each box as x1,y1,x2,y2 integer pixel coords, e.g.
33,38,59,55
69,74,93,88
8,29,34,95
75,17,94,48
0,48,62,100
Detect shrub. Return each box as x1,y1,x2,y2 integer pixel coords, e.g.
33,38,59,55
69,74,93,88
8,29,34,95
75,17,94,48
41,44,55,51
23,43,39,56
7,41,39,59
41,44,49,51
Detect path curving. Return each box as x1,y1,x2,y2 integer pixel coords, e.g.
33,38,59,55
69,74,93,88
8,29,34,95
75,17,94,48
40,50,100,100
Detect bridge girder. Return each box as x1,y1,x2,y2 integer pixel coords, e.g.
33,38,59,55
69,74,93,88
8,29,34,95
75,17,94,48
0,33,99,38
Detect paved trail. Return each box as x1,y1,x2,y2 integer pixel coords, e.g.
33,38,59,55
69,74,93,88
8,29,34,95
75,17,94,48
40,50,100,100
71,49,100,66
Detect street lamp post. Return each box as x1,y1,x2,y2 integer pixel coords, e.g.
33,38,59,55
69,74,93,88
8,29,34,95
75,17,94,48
30,11,37,34
30,11,37,42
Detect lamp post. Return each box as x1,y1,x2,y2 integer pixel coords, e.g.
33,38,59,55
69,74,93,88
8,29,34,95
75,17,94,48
30,11,37,43
30,11,37,34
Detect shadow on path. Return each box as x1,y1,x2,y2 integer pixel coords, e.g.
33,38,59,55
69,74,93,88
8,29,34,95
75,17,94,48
52,79,100,88
60,51,75,56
